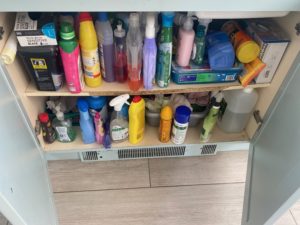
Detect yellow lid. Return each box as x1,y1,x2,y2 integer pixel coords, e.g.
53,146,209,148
236,41,260,63
160,106,173,120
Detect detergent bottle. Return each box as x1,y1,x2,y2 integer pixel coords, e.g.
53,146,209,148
129,96,145,144
59,22,84,93
109,94,130,142
79,12,101,87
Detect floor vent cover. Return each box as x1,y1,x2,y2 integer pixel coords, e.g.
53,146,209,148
118,146,186,159
81,151,98,161
201,144,217,155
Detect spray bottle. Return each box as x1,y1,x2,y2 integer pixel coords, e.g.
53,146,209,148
109,94,130,142
94,112,104,144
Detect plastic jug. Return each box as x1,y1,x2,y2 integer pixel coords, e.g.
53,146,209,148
218,88,258,133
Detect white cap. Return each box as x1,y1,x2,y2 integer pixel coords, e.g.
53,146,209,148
129,13,139,27
243,88,254,94
109,94,130,111
183,17,194,31
145,13,156,38
56,111,64,121
114,24,126,38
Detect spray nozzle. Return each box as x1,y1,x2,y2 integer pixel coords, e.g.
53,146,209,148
109,94,130,112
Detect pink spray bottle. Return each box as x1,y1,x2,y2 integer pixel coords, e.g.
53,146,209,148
94,112,104,144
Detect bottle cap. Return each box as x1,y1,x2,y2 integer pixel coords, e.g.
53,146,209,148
183,16,194,31
38,113,49,123
109,94,130,112
145,13,156,38
60,22,75,40
114,23,126,38
98,12,108,22
132,96,142,103
174,106,191,124
161,12,174,28
174,13,185,26
79,12,92,22
87,96,107,110
129,13,140,27
160,106,173,120
77,98,89,112
243,88,254,94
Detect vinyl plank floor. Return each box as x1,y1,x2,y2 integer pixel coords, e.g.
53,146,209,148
55,183,245,225
289,201,300,224
0,213,7,225
274,210,297,225
48,159,150,192
149,151,247,187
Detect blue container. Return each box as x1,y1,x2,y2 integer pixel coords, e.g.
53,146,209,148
77,98,96,144
206,32,235,70
86,96,108,122
175,106,192,124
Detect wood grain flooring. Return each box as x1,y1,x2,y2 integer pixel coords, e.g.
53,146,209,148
48,151,299,225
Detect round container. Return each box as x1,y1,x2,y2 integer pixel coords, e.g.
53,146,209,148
86,96,108,122
171,106,191,145
159,106,173,143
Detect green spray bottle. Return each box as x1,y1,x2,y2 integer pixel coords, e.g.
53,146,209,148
156,12,174,88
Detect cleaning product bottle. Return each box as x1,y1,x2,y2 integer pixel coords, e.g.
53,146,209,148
156,12,174,88
59,22,84,93
94,112,104,144
38,113,56,144
159,105,173,143
96,12,115,82
171,105,191,145
192,24,206,65
129,96,145,144
52,105,76,143
86,96,108,122
77,98,96,144
176,16,195,67
143,13,157,90
79,12,102,87
109,94,130,142
114,23,128,83
59,13,74,28
126,13,143,91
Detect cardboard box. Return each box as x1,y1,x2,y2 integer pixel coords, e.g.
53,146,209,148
245,19,290,83
14,12,57,47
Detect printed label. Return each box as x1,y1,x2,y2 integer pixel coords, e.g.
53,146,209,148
14,12,37,31
31,58,47,69
99,43,106,78
51,73,63,89
111,126,128,141
171,120,188,145
81,48,101,78
157,42,172,87
16,35,57,47
55,126,71,142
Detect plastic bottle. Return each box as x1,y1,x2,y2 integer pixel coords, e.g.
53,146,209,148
109,94,130,142
59,13,74,28
159,105,173,143
59,22,84,93
171,106,191,145
126,13,143,91
176,16,195,67
114,23,128,83
79,12,102,88
129,96,145,144
86,96,108,122
156,12,174,88
143,13,157,90
192,24,206,65
38,113,56,144
94,112,104,144
77,98,96,144
96,12,115,82
218,88,258,133
200,102,220,143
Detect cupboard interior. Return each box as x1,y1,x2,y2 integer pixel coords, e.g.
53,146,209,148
3,12,300,153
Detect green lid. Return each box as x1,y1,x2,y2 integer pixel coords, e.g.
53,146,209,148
60,22,75,40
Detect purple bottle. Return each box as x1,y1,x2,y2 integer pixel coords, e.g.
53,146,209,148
143,13,157,90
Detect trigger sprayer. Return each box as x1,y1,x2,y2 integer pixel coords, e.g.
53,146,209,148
109,94,130,112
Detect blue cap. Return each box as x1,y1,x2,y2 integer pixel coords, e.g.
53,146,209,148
86,96,107,110
98,12,108,22
77,98,89,112
175,106,191,124
162,12,174,28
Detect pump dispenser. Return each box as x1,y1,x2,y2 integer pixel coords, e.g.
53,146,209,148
109,94,130,142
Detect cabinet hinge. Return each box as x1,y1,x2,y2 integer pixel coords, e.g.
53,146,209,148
253,110,263,126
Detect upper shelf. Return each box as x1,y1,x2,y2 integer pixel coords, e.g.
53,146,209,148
25,80,270,97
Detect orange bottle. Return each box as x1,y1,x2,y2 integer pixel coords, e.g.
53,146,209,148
159,106,173,143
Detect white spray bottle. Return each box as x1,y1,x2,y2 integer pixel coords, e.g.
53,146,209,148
109,94,130,142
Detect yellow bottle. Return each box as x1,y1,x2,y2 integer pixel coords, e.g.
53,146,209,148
129,96,145,144
159,106,173,143
79,12,102,87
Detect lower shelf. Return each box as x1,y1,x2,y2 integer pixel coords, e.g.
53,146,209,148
42,123,249,153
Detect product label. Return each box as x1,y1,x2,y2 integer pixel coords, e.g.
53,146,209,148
31,58,47,69
99,43,106,78
55,126,71,142
111,126,128,141
81,48,101,78
14,12,37,31
156,42,172,87
171,120,188,145
51,73,63,89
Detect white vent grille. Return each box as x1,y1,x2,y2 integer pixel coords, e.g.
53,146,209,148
81,151,99,161
201,145,217,155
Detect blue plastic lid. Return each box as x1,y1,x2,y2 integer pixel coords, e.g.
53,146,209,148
162,12,174,28
77,98,89,112
175,106,191,124
98,12,108,22
87,96,107,110
208,42,235,69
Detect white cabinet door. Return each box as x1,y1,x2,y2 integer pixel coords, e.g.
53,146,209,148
0,63,57,225
243,53,300,225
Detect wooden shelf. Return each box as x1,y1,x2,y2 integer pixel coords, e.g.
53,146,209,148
26,80,270,97
43,123,249,152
